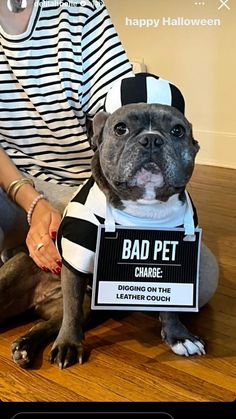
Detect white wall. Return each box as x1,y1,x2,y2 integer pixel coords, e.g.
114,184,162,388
106,0,236,169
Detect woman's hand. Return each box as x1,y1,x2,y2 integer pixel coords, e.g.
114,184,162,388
26,199,62,274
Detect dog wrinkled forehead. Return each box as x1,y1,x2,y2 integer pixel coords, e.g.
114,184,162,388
104,103,189,131
104,72,185,115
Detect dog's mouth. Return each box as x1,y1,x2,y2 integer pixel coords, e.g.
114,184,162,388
127,162,164,189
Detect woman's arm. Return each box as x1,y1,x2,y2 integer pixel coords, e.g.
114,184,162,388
0,147,62,273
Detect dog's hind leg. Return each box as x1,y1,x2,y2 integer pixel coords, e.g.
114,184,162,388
0,251,64,368
10,275,63,369
11,312,62,368
0,252,42,323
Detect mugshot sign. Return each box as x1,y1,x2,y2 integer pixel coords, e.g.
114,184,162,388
91,226,202,312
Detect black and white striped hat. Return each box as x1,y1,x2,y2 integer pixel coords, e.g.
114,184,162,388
104,72,185,114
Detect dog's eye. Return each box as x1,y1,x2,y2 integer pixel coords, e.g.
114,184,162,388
170,125,185,138
114,122,129,136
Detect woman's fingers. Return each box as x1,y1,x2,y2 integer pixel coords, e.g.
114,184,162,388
25,204,62,273
28,233,62,273
49,212,61,240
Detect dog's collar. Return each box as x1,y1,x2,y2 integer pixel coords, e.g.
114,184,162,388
105,191,196,240
105,203,116,232
183,192,196,241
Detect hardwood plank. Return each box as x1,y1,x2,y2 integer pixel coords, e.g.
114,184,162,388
0,353,88,402
84,339,236,401
0,164,235,402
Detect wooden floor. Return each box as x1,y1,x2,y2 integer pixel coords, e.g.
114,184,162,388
0,164,236,402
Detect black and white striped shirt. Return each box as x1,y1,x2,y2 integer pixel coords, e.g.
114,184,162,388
0,0,133,185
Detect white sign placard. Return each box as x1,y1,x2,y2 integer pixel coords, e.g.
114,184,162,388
91,226,202,312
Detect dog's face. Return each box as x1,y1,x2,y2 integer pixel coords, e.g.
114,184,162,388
91,103,199,207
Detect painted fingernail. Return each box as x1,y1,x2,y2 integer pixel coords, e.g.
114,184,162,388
42,266,50,272
56,260,62,267
52,267,61,275
50,231,57,239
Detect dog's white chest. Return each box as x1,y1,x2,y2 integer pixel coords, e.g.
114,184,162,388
118,194,187,227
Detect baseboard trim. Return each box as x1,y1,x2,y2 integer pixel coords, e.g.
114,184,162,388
194,130,236,169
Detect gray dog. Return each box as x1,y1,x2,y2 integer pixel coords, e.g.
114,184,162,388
48,103,219,368
0,103,218,369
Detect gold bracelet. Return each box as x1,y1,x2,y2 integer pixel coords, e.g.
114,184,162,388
11,178,35,202
6,179,21,196
6,178,34,202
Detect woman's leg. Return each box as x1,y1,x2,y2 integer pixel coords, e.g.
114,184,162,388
0,188,28,255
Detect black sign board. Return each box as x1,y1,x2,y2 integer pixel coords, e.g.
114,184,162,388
91,226,202,312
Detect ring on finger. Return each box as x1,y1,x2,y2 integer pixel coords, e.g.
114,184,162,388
35,242,44,251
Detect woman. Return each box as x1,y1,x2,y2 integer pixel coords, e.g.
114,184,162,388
0,0,134,272
0,147,62,272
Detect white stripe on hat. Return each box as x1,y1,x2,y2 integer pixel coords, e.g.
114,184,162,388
147,77,172,106
105,79,123,113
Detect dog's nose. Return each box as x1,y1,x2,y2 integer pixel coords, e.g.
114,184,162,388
138,134,164,149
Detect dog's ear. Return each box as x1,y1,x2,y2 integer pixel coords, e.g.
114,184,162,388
190,124,200,153
192,137,200,153
91,111,109,150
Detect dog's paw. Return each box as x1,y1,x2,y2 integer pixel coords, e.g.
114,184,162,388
170,338,205,356
49,340,84,369
11,336,34,368
161,328,206,357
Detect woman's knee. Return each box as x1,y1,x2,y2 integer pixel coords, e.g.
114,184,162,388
199,242,219,308
0,188,28,252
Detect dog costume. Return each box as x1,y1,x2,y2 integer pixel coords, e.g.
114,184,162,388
57,73,198,276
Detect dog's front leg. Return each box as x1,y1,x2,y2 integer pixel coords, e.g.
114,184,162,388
159,311,205,357
49,265,87,369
